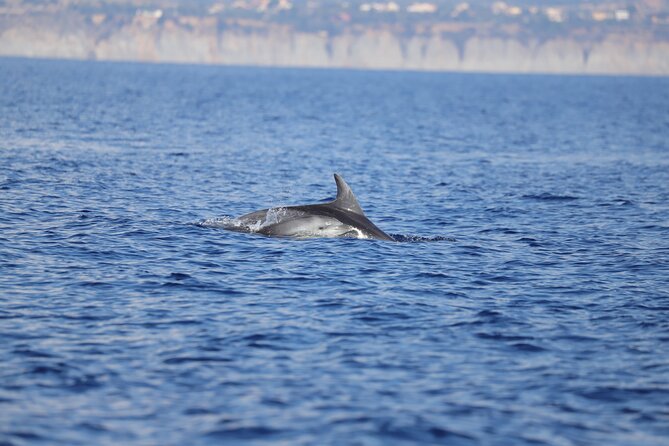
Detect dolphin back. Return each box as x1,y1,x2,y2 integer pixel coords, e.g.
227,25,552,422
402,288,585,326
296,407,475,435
229,174,394,241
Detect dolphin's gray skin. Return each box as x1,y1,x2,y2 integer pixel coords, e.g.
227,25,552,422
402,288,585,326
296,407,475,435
228,174,394,241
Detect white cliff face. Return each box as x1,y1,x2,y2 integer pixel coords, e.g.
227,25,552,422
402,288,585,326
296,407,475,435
1,24,92,59
532,39,586,74
587,36,669,75
0,15,667,76
419,36,461,71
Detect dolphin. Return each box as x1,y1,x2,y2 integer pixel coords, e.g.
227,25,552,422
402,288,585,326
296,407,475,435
227,174,394,241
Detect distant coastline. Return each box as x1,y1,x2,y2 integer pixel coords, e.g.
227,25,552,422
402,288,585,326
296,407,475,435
1,9,668,75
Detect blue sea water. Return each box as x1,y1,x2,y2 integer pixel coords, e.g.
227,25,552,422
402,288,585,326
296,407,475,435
1,57,669,445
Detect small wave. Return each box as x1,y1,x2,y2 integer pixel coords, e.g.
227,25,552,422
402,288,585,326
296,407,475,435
9,431,45,441
597,198,635,207
391,234,456,243
206,426,284,440
511,342,546,352
522,193,579,201
163,356,232,365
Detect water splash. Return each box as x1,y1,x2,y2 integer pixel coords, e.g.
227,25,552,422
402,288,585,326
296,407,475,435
196,216,237,229
196,208,292,234
259,207,288,230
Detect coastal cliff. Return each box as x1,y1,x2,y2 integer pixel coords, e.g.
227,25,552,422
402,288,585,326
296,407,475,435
1,13,667,75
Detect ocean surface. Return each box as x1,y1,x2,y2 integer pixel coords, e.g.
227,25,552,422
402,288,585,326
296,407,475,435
1,58,668,445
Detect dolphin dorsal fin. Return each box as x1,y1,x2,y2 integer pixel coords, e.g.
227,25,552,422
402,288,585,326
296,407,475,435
333,173,365,215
